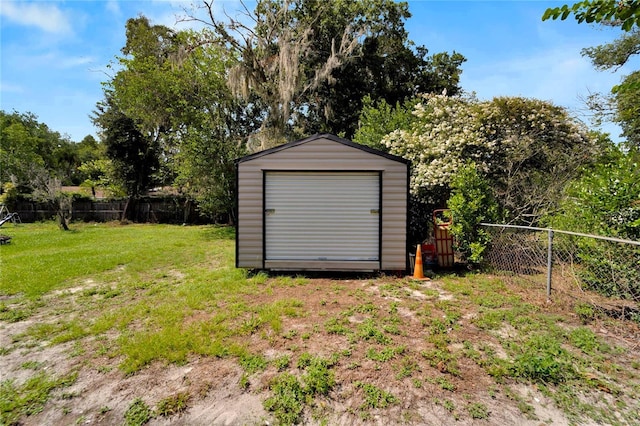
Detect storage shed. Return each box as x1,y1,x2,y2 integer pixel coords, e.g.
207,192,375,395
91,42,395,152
235,134,409,272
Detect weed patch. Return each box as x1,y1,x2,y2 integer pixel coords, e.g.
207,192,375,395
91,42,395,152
264,354,336,424
366,346,404,362
510,334,577,384
355,382,398,409
467,402,489,419
0,371,77,425
124,398,153,426
358,319,391,344
263,373,306,425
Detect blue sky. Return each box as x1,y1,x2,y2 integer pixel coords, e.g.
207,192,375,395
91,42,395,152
0,0,635,142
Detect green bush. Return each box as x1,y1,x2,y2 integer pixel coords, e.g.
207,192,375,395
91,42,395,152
447,163,499,265
547,149,640,300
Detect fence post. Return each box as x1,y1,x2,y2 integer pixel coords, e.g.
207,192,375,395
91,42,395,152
547,229,554,301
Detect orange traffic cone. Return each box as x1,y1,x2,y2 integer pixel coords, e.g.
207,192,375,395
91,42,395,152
412,244,430,280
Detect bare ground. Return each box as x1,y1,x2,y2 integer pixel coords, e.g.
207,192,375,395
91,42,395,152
1,274,639,425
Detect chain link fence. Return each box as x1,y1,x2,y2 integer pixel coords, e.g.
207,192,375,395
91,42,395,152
480,223,640,321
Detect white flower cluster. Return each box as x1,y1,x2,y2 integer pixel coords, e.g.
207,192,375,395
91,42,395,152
382,94,594,203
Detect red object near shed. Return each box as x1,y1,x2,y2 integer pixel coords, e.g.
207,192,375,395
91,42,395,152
433,209,454,268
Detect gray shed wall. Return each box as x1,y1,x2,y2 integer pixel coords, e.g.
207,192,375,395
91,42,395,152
236,136,408,271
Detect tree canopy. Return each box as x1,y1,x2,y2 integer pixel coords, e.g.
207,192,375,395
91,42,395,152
94,1,466,221
581,29,640,148
0,110,102,188
181,0,465,146
358,94,600,226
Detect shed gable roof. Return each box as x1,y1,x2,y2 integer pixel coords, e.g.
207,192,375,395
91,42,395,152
235,133,409,165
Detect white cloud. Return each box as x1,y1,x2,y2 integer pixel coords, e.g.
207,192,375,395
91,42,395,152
59,56,96,69
0,82,24,93
106,0,121,16
0,1,72,35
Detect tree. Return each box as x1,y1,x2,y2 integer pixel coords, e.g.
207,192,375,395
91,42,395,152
0,110,86,188
92,96,160,220
182,0,465,146
0,111,46,186
182,0,371,148
581,29,640,148
542,0,640,31
30,168,73,230
352,96,418,152
612,71,640,147
544,2,640,150
78,159,119,198
291,1,466,138
375,94,599,226
101,17,260,221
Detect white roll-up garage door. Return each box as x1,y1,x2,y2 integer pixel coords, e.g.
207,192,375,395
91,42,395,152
265,171,380,262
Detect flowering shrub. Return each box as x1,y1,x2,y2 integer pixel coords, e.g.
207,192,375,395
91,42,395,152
382,94,597,224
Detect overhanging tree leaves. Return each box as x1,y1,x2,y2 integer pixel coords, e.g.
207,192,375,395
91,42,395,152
544,2,640,150
542,0,640,31
581,29,640,149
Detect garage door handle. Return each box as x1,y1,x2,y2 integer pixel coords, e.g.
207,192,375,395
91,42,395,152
370,209,379,214
265,209,275,215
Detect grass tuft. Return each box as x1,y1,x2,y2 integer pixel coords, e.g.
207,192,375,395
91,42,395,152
124,398,153,426
355,382,398,409
156,392,190,417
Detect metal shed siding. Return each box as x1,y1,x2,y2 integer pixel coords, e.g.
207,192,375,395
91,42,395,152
236,135,408,270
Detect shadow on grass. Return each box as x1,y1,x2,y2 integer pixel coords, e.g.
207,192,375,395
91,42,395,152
201,225,235,241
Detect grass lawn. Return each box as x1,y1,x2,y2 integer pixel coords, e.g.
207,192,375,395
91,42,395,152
1,222,639,425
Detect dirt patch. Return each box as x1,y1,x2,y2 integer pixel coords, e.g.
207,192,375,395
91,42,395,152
1,274,638,425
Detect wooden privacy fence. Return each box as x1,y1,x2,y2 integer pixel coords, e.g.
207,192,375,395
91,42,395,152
12,198,202,224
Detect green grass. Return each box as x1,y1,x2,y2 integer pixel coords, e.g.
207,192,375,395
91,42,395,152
1,222,638,425
0,222,234,297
